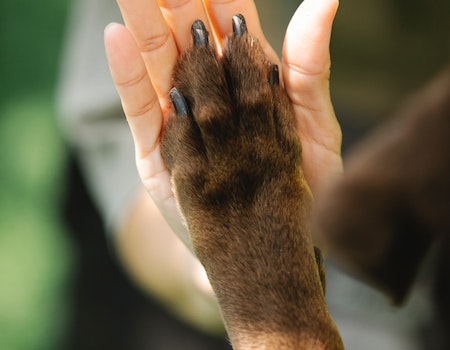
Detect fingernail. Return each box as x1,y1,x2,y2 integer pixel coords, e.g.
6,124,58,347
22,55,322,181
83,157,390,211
169,87,189,117
191,19,209,47
232,14,247,37
268,64,279,86
104,22,119,34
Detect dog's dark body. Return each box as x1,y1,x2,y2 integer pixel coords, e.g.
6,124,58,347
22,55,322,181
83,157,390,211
318,66,450,348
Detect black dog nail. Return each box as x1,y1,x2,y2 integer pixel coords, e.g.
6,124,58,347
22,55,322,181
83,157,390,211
170,87,189,117
232,14,247,37
191,19,209,47
268,64,279,87
314,246,323,265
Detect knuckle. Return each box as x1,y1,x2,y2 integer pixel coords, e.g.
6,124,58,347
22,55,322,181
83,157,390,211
117,69,147,89
126,94,159,119
158,0,191,10
139,31,171,54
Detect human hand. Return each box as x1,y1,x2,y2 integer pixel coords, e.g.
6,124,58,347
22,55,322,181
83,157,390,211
104,0,342,249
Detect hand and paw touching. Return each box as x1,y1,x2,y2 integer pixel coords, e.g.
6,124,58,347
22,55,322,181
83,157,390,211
105,0,343,348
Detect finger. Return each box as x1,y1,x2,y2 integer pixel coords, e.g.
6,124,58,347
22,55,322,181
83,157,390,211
283,0,340,148
158,0,210,52
282,0,342,196
204,0,279,63
105,22,175,205
104,23,162,162
117,0,178,110
283,0,338,112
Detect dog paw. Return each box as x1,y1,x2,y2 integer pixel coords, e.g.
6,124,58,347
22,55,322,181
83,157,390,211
160,15,341,346
161,10,321,310
161,15,310,234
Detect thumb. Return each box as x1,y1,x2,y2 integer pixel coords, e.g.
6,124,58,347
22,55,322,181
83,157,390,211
282,0,338,108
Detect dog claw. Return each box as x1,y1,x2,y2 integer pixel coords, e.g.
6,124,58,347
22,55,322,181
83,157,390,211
269,64,280,87
232,14,247,37
170,87,189,117
192,19,209,47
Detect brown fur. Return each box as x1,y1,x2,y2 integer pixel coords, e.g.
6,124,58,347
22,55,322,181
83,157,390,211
317,66,450,346
161,26,343,349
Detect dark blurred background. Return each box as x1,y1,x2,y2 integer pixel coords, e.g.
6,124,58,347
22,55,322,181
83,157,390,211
0,0,448,349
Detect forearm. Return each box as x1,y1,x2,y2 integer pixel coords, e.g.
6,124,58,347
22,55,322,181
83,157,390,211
192,221,341,349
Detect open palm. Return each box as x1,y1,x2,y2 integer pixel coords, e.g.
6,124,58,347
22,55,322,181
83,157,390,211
104,0,342,248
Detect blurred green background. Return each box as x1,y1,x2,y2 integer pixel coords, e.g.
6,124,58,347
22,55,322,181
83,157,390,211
0,1,74,349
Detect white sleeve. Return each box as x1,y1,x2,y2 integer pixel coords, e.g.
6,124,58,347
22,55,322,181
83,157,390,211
57,0,141,233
